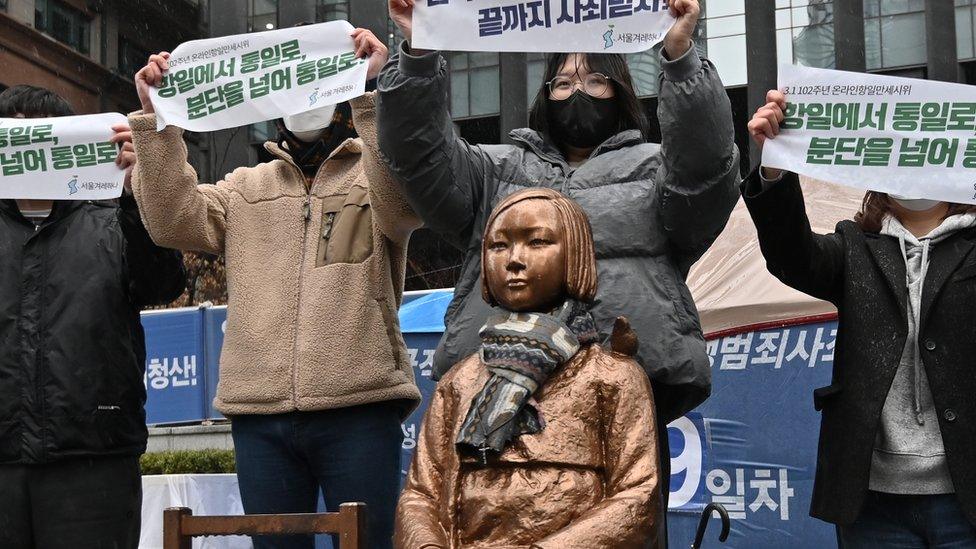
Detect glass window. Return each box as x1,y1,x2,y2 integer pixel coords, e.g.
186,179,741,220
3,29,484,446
775,1,835,69
526,52,546,105
0,0,7,12
792,1,834,68
250,120,276,143
248,0,278,32
316,0,348,23
388,18,406,47
957,4,974,61
450,52,499,118
956,1,976,62
863,0,926,70
34,0,91,54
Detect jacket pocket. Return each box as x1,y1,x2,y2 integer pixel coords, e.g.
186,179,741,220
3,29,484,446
813,383,843,412
316,186,373,267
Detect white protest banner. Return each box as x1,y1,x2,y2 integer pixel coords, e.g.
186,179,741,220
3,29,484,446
0,113,126,200
763,64,976,204
151,20,368,132
413,0,675,53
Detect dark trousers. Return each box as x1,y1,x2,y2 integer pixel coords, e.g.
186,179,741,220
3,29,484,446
231,401,404,549
0,455,142,549
838,491,976,548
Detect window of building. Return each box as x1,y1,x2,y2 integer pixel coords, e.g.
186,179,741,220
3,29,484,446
776,0,834,69
449,52,500,118
526,52,546,105
119,38,150,80
316,0,348,22
698,0,743,87
250,120,276,144
34,0,91,55
388,18,407,47
0,0,8,12
625,4,709,97
863,0,925,70
248,0,278,32
955,0,976,62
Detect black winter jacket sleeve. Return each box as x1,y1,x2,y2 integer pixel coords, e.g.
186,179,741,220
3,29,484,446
741,169,845,304
656,46,741,273
117,192,185,307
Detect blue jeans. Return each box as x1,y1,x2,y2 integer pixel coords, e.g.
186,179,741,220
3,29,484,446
231,401,405,549
838,491,976,548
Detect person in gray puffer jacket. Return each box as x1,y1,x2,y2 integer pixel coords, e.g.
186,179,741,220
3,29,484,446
378,0,740,431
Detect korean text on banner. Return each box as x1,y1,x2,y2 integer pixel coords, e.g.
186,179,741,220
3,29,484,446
0,113,126,200
763,64,976,205
413,0,676,53
150,20,368,132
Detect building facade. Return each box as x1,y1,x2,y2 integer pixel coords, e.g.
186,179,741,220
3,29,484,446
0,0,208,173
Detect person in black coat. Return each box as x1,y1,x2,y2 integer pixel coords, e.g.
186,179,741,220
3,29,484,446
744,89,976,547
0,85,185,549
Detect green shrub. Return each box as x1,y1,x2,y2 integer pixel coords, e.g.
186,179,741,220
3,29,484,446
141,449,236,475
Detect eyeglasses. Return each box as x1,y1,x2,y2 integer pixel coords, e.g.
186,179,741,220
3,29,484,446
546,73,613,100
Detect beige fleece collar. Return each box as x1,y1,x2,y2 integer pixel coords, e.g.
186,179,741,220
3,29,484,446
263,137,364,168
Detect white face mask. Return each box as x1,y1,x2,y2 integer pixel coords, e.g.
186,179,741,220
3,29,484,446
889,193,941,212
282,103,337,142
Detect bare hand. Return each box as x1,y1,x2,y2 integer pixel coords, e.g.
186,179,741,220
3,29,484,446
663,0,700,59
110,123,136,194
748,89,787,179
351,28,389,80
389,0,414,44
135,52,170,115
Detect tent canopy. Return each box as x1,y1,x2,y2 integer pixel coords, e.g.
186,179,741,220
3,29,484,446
688,176,864,337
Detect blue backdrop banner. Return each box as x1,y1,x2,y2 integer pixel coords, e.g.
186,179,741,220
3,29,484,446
141,307,207,425
140,294,840,547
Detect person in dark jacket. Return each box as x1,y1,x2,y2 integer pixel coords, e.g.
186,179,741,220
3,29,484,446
745,90,976,547
0,85,185,549
380,1,738,522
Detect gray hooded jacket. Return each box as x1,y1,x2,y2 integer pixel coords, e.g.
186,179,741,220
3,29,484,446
377,44,740,422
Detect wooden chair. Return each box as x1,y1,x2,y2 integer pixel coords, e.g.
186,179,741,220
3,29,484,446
162,503,367,549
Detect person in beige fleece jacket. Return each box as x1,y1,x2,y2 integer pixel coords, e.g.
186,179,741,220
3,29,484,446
129,29,419,549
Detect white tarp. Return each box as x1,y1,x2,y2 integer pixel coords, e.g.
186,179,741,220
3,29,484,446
140,474,251,549
0,113,126,200
413,0,675,53
150,21,368,132
763,64,976,204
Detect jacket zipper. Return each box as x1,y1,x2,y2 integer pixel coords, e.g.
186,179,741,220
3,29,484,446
291,169,315,407
322,212,337,241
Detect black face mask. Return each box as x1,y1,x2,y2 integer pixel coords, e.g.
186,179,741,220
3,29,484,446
547,90,620,149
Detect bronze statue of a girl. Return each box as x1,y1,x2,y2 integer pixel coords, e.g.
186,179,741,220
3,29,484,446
395,188,660,548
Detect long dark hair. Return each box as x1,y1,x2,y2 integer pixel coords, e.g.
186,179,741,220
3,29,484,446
527,53,649,143
855,191,976,233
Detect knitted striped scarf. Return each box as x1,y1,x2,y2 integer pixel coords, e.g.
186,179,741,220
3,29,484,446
456,299,599,464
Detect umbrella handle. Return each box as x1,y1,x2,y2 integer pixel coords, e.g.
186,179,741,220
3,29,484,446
691,502,731,549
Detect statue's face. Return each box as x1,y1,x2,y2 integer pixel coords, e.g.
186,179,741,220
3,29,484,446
484,199,567,312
